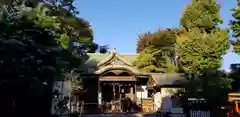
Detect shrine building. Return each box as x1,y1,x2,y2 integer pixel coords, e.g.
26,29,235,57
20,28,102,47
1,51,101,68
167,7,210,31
52,49,186,114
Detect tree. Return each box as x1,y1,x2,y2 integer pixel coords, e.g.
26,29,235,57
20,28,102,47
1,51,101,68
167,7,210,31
184,70,232,106
177,0,229,72
98,45,110,53
229,64,240,92
176,28,229,71
135,47,177,73
230,0,240,55
135,29,178,73
136,28,177,53
180,0,223,32
0,1,97,116
0,0,102,54
177,0,231,110
0,9,61,117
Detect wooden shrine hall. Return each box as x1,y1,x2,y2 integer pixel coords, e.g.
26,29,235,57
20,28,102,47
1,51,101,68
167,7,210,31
77,49,152,113
66,49,186,114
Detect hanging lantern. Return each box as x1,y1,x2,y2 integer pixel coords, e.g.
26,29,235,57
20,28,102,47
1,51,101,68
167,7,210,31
121,88,124,93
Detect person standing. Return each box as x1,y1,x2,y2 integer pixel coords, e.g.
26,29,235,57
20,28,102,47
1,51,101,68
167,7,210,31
161,96,172,117
126,98,132,112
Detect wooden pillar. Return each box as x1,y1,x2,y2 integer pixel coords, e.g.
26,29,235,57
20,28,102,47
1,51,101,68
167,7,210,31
98,78,101,106
112,82,116,111
130,84,134,101
76,95,79,112
134,81,136,101
119,84,122,112
113,83,116,102
131,83,136,101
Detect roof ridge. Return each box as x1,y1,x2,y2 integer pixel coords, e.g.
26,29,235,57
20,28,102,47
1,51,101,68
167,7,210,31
120,53,138,55
87,53,138,55
87,52,111,55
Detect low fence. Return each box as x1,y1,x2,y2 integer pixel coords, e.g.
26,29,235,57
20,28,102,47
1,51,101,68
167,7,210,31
71,100,156,114
186,98,211,117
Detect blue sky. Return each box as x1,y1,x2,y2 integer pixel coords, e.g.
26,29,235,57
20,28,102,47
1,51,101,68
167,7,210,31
75,0,240,71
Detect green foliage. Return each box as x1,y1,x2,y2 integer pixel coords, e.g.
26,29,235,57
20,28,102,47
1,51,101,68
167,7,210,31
185,71,232,96
180,0,222,31
178,0,231,106
184,70,232,105
0,7,61,116
176,29,229,71
135,29,178,73
229,64,240,92
0,0,100,116
178,0,229,72
99,45,110,53
135,47,177,73
135,48,158,72
0,0,107,54
230,0,240,55
136,28,177,53
227,1,240,94
65,70,83,91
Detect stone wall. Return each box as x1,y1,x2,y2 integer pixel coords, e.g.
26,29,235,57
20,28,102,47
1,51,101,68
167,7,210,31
136,86,184,113
51,80,72,115
153,87,184,112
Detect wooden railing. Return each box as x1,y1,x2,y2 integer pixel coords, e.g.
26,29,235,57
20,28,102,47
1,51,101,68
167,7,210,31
227,93,240,117
228,93,240,102
141,98,154,112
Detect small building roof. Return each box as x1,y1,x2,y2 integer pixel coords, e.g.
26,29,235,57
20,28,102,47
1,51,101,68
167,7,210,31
146,73,186,86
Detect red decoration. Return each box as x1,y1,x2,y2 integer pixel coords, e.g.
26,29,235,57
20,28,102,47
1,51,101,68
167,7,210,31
235,102,239,113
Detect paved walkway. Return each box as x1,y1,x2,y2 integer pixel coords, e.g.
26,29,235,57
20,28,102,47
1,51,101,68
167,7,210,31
80,113,186,117
81,113,158,117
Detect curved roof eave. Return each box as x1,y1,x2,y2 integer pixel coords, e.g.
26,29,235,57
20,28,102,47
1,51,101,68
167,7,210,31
97,49,133,67
95,65,140,75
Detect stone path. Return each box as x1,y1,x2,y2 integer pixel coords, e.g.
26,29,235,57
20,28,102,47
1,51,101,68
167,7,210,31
80,113,186,117
81,113,158,117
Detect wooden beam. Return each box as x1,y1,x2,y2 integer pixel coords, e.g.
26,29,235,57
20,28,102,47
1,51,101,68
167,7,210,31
229,97,240,101
228,93,240,96
100,76,137,81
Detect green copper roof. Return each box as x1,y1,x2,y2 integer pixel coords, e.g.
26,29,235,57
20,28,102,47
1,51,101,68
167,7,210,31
81,52,185,86
86,52,138,64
